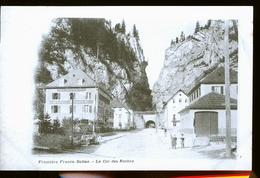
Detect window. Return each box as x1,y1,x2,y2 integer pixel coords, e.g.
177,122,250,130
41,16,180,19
69,105,76,113
179,99,182,103
51,105,59,113
119,114,122,118
77,79,85,85
179,93,182,96
119,108,122,111
185,98,188,103
52,93,60,100
69,93,76,99
85,92,91,99
173,99,175,103
211,86,224,94
84,105,92,113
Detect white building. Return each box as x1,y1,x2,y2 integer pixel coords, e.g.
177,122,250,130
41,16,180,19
111,100,133,130
179,66,238,137
44,68,113,129
162,89,189,130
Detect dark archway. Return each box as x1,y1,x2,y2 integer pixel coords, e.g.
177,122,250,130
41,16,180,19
145,120,156,128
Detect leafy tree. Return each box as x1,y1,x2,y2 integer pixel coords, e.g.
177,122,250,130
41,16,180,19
114,23,121,33
61,117,80,135
195,21,200,33
38,113,52,134
176,37,179,43
52,119,62,133
34,62,53,84
125,82,153,111
33,85,45,121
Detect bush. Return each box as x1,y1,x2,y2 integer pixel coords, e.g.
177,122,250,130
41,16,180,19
33,133,71,149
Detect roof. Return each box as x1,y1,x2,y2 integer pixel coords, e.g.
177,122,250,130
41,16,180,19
45,68,97,88
188,66,238,95
200,66,238,84
179,92,237,113
111,100,131,111
165,89,187,104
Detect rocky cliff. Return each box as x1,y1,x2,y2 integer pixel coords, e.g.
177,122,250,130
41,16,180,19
34,18,152,116
153,20,238,111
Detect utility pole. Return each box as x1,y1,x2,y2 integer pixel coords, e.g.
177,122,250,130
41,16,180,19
225,20,232,158
70,93,75,149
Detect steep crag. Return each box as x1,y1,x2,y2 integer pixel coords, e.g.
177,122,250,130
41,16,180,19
34,18,152,120
153,20,238,111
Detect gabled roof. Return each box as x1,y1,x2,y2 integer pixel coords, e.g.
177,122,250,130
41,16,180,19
188,66,238,95
165,89,188,104
200,66,238,84
111,100,131,111
179,92,237,113
45,68,97,88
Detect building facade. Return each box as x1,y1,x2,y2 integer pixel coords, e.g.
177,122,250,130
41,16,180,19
111,100,133,130
179,66,238,137
44,69,113,130
163,90,189,129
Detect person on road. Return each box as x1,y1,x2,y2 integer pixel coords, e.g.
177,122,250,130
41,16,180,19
171,134,177,149
180,134,185,148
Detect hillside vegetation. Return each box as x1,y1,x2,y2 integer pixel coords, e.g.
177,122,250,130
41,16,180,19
34,18,153,120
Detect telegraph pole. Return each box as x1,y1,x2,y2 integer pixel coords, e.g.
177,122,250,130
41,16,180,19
70,93,75,148
225,20,232,158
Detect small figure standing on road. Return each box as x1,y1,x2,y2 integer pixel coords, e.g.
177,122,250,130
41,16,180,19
180,134,185,148
171,134,177,149
164,128,167,137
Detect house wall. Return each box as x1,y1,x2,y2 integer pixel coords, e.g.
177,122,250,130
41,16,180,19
113,107,130,130
133,114,145,129
45,87,113,128
201,84,238,99
180,109,237,136
165,91,189,129
190,84,238,103
45,88,98,121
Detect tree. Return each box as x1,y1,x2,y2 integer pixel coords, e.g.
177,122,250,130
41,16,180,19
195,21,200,33
125,82,153,111
180,31,185,42
205,19,211,29
170,39,175,46
38,113,52,134
121,19,126,34
176,37,179,43
52,119,62,134
133,24,139,38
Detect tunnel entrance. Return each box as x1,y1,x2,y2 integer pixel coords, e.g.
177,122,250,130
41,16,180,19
145,120,156,128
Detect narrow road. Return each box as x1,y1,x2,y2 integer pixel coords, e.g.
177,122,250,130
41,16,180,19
91,128,207,159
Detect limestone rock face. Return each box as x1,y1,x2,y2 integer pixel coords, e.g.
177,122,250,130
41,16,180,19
36,18,151,111
46,35,147,104
153,20,238,111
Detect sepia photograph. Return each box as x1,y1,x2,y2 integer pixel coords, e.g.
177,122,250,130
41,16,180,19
0,6,253,170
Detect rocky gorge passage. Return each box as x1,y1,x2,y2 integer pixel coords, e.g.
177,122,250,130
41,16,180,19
153,20,238,111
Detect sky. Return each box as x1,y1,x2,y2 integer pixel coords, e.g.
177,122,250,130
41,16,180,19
1,6,252,89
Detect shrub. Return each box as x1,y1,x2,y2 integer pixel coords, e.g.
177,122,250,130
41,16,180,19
33,133,71,149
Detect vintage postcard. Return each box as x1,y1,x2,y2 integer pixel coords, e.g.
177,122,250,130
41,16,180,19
0,6,253,170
